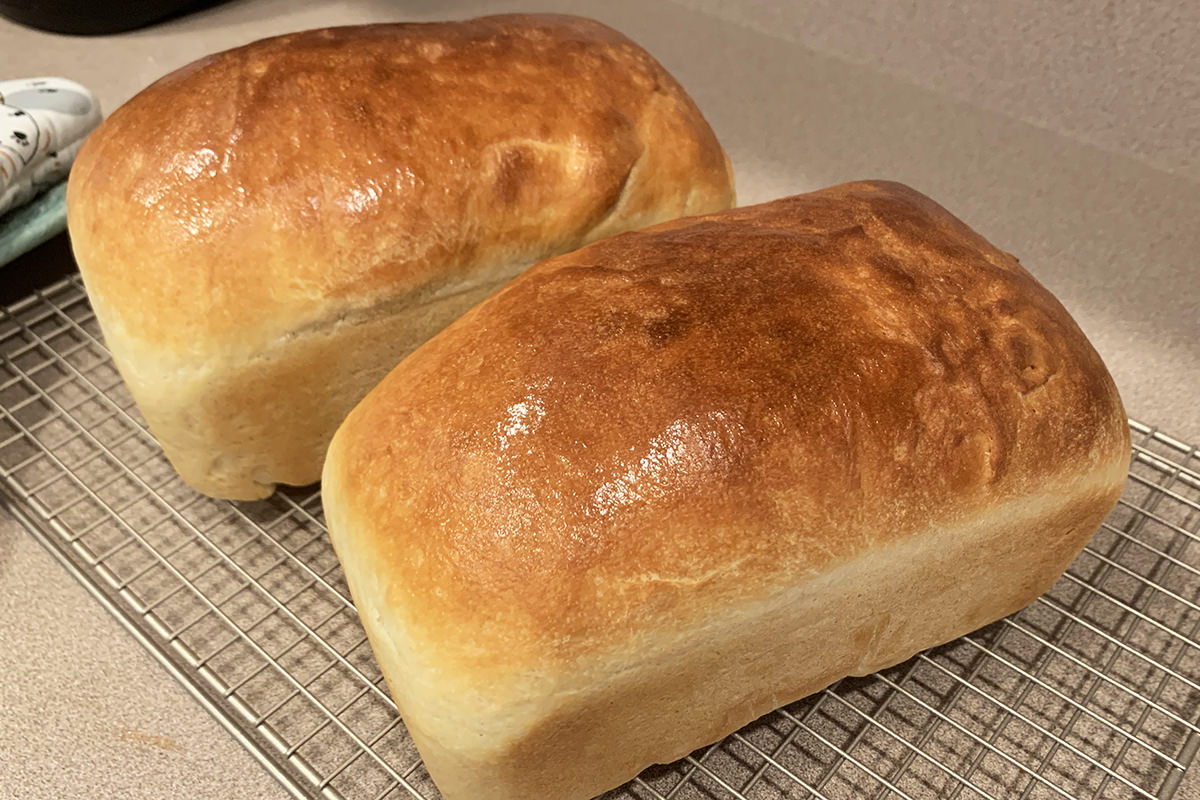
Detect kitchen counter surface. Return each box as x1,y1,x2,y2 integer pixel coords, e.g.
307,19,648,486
1,1,1196,798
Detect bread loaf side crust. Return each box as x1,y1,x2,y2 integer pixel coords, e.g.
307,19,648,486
124,266,520,497
328,472,1122,800
67,14,734,498
322,180,1130,799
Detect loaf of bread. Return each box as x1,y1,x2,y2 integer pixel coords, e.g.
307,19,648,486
65,14,734,500
322,181,1129,800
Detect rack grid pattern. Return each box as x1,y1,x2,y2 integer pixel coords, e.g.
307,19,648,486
0,274,1197,800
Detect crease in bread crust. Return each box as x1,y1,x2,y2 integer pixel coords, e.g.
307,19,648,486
104,264,524,381
276,270,525,350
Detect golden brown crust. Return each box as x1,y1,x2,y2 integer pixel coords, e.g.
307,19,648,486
322,180,1129,799
329,179,1128,668
65,14,734,498
393,484,1121,800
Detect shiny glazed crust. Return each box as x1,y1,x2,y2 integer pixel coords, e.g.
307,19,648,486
322,181,1129,800
65,13,735,499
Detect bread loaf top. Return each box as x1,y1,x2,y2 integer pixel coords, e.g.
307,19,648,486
66,13,734,359
323,180,1128,685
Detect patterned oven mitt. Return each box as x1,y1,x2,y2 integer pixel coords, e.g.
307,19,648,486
1,77,102,217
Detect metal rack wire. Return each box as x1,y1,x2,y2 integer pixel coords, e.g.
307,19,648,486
0,273,1196,800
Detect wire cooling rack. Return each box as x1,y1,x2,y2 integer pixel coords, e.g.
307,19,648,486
0,273,1197,800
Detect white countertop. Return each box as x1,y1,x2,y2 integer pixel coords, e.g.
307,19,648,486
1,1,1196,798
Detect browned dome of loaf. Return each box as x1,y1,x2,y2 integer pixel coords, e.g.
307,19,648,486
66,13,735,499
331,180,1127,663
322,180,1128,800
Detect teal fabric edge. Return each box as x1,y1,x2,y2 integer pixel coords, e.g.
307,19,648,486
0,181,69,268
